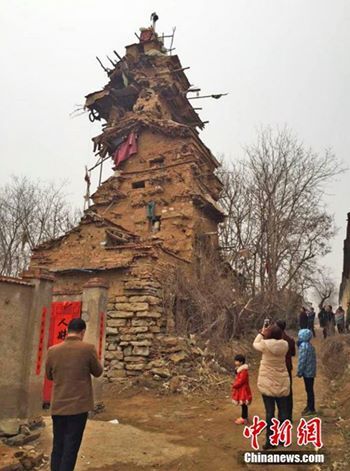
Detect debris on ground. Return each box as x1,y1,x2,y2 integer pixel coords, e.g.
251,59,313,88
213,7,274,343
0,442,48,471
105,333,256,396
0,418,48,470
0,418,44,447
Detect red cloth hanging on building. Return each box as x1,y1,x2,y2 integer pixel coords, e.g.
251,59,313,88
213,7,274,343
140,28,155,42
113,131,138,167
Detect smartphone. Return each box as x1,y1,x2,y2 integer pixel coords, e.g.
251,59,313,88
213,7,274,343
263,318,270,328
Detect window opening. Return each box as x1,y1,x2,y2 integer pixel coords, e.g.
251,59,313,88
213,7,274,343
132,180,145,189
149,156,165,167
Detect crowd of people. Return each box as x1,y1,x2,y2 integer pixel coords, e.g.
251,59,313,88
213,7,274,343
232,301,350,448
231,306,330,450
315,304,350,338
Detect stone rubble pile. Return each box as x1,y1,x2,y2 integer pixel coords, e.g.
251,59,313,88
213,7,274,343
149,335,231,394
105,300,232,394
0,418,43,447
104,278,233,392
0,443,47,471
0,419,47,471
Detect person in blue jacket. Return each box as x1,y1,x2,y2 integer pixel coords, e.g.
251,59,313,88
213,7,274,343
297,329,316,415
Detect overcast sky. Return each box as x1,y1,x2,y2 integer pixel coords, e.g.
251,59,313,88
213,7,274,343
1,0,349,286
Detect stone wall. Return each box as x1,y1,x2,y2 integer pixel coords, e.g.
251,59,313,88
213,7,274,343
105,278,165,380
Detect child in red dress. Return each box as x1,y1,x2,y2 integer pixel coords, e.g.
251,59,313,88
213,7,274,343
231,354,252,425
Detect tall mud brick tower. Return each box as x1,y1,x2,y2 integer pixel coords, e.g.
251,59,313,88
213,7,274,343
29,24,225,380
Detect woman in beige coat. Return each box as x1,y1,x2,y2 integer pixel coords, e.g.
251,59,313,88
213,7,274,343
253,325,290,450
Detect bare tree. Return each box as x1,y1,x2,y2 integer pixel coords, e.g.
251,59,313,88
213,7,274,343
0,176,80,276
218,161,261,297
311,267,337,308
162,248,255,340
218,126,342,307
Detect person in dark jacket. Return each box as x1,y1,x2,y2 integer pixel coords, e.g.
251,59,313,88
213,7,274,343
318,306,328,338
299,307,308,330
297,329,316,415
326,305,336,336
276,320,296,421
335,306,345,334
46,318,103,471
307,307,316,337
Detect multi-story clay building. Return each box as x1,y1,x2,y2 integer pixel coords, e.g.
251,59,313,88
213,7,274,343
28,25,225,380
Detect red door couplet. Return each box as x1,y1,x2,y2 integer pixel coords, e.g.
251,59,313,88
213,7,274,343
98,312,105,361
36,307,47,376
43,301,82,404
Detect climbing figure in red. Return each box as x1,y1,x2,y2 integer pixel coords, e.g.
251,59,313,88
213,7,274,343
231,354,253,425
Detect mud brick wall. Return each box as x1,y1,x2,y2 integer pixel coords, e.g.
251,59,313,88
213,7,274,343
0,273,53,420
105,278,166,380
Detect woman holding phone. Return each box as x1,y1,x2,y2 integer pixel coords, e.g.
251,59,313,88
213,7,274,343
253,322,290,450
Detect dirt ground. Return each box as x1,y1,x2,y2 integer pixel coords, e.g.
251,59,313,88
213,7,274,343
38,331,333,471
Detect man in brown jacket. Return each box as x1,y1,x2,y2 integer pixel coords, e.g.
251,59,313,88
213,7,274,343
45,318,103,471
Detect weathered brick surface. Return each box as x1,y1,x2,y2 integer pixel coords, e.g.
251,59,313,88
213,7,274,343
128,296,161,304
115,302,149,312
125,363,145,371
109,311,134,318
124,356,146,362
108,319,127,327
136,311,162,318
103,281,165,378
133,346,150,356
131,318,149,326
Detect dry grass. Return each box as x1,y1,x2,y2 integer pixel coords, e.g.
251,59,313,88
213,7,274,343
321,335,350,379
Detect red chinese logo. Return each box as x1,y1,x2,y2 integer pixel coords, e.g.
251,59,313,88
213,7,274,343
243,415,267,450
297,417,323,448
270,418,293,447
242,416,323,450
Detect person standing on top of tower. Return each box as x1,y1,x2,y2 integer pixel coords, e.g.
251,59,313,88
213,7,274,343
150,12,159,30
